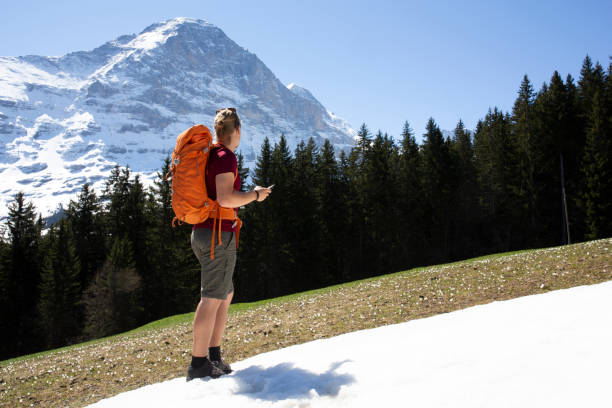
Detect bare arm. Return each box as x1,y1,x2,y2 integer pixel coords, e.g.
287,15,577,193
215,172,271,208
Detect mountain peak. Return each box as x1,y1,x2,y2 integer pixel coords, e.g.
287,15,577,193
140,17,215,35
116,17,216,52
0,18,356,219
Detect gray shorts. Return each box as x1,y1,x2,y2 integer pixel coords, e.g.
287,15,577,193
191,228,236,299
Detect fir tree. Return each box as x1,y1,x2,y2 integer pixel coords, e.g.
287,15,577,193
236,152,249,192
397,121,425,266
420,118,454,261
356,123,372,159
448,119,479,259
578,56,606,116
532,72,578,245
4,193,43,357
581,89,612,239
102,166,131,245
362,130,401,274
82,236,142,339
265,134,294,296
473,109,522,251
341,139,368,279
0,238,13,358
511,75,539,237
124,175,150,312
290,138,323,289
66,184,106,289
100,167,150,319
560,74,583,243
253,137,273,187
316,139,350,283
236,137,273,300
37,219,81,348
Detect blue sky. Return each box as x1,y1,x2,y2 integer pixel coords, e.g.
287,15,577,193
1,0,610,142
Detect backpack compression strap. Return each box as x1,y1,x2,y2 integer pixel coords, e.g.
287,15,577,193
209,206,241,259
209,168,242,259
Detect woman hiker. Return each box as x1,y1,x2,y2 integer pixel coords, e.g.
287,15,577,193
187,108,272,381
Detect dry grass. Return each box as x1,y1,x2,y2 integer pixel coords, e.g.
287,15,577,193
1,238,611,407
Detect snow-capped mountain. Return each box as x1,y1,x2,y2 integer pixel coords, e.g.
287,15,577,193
0,17,356,218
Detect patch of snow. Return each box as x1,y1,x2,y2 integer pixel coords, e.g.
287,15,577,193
0,57,85,103
86,281,612,407
325,110,358,141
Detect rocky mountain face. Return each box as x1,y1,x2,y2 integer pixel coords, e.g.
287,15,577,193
0,17,356,217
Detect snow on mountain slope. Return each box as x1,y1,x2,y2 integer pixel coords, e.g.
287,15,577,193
0,17,357,218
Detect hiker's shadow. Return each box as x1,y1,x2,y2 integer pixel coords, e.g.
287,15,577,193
232,360,355,401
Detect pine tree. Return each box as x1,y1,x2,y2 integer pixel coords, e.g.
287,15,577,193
102,165,131,239
578,56,606,117
397,121,425,266
576,57,609,241
253,137,273,187
37,219,81,348
0,238,13,358
356,123,372,159
473,109,522,251
362,130,401,274
100,167,150,319
581,88,612,239
290,138,324,290
65,184,106,289
448,120,479,259
607,60,612,116
237,152,250,192
235,137,273,300
561,74,583,243
532,72,577,245
4,193,43,357
316,139,350,283
511,75,539,239
82,236,142,339
265,134,294,296
420,118,454,261
341,139,368,279
124,175,150,317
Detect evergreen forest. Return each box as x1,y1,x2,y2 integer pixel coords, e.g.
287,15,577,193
0,56,610,360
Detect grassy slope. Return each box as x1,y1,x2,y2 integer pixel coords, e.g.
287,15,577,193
1,238,610,407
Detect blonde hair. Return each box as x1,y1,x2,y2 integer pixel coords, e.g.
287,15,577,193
214,108,241,145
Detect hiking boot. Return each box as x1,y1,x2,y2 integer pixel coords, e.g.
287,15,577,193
211,358,233,374
186,358,224,381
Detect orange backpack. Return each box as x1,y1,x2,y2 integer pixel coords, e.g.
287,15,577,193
168,124,241,259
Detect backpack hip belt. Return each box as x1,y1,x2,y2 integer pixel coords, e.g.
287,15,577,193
209,205,242,260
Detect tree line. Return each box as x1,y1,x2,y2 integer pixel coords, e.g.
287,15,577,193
0,56,610,360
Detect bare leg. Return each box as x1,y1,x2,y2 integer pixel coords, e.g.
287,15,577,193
210,292,234,347
192,297,223,357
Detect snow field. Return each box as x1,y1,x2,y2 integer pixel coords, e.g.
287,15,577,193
87,280,612,408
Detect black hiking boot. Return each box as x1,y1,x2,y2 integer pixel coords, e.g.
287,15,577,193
186,358,224,381
211,357,233,375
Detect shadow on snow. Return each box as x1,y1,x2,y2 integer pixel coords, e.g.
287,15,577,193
232,360,355,401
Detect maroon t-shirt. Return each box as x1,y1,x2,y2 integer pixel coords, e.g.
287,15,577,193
193,145,241,232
